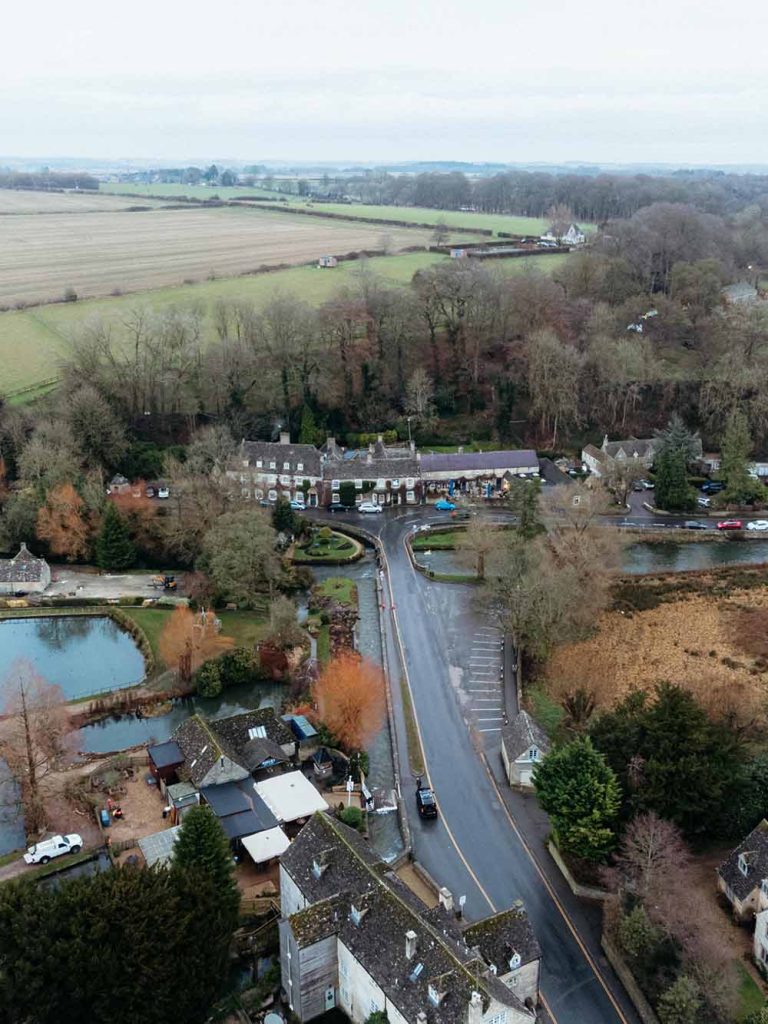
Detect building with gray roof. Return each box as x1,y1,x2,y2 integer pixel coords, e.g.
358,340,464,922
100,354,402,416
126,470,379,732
0,543,51,595
500,713,550,790
279,814,539,1024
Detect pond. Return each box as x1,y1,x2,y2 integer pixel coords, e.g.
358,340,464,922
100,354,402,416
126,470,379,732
623,539,768,574
78,680,288,753
0,615,145,703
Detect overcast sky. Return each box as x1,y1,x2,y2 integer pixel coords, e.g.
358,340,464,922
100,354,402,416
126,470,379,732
3,0,767,166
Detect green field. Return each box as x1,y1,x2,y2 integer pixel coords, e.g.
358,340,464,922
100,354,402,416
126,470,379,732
0,249,569,398
99,183,592,237
122,606,268,668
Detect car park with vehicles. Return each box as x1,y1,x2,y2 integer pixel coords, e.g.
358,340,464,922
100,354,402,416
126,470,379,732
747,520,768,531
717,519,743,530
683,520,708,530
24,833,83,866
358,502,383,514
434,499,456,511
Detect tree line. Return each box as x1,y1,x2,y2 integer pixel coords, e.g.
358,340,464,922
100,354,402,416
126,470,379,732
0,171,99,192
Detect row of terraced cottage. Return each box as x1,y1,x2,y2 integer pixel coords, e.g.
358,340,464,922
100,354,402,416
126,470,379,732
226,433,540,508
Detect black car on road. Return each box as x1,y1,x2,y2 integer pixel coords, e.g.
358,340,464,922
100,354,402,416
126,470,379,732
416,782,438,819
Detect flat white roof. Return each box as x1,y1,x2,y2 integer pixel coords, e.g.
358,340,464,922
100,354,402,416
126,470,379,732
254,771,329,823
241,826,291,864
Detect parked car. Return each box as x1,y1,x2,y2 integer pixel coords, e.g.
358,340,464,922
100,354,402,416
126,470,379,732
632,482,644,492
697,496,712,508
145,486,155,498
289,499,306,511
259,499,272,507
640,480,655,490
435,499,456,511
451,509,475,520
24,833,83,866
747,520,768,531
683,520,708,530
701,481,726,494
328,502,348,512
157,485,170,499
358,502,383,514
416,784,438,820
717,519,743,530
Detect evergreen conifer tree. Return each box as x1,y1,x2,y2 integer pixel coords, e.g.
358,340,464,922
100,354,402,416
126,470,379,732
173,805,240,920
96,503,136,570
654,448,695,512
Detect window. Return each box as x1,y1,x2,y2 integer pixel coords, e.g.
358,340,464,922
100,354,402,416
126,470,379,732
529,747,539,761
268,489,277,501
739,854,750,877
297,462,303,472
391,479,400,488
508,952,521,970
370,1000,379,1014
283,462,290,471
376,478,386,490
761,944,768,965
407,491,415,503
340,961,348,980
509,976,519,988
256,459,263,468
255,489,264,499
248,725,267,740
270,461,276,470
332,493,340,503
354,479,363,490
280,475,291,486
406,477,415,489
331,479,340,490
486,1014,507,1024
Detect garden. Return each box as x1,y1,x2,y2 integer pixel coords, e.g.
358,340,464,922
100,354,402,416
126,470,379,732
291,526,363,564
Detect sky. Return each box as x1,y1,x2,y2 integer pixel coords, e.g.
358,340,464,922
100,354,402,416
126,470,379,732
2,0,768,167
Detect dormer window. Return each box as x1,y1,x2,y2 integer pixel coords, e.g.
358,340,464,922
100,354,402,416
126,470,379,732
270,461,277,470
297,463,303,472
311,859,326,879
529,747,539,761
248,725,267,740
739,853,751,877
350,904,368,926
428,984,445,1006
761,878,768,897
283,462,290,471
508,952,521,970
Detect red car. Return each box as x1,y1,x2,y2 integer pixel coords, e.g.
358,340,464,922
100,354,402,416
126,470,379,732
717,519,743,530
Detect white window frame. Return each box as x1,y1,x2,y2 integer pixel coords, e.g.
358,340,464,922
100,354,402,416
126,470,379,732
406,477,415,489
332,492,340,503
270,460,276,470
297,462,304,472
283,461,290,471
268,489,277,501
256,459,263,468
354,478,363,490
739,853,750,877
331,479,340,490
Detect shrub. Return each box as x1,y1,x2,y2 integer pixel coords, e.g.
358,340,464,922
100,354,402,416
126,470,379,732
63,286,78,302
218,647,257,688
194,659,223,698
338,806,364,830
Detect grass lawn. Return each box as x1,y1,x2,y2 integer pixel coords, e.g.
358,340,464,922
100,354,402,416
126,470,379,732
526,684,565,737
122,607,268,669
737,962,766,1019
411,530,460,550
293,530,361,562
314,577,358,608
317,624,331,665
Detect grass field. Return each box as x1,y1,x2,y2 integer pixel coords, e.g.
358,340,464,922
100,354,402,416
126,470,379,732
0,205,439,309
122,606,267,668
99,183,592,237
0,249,569,398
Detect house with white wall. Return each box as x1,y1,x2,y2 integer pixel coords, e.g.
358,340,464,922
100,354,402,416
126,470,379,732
0,543,51,596
717,819,768,923
279,814,540,1024
501,712,549,789
230,433,323,507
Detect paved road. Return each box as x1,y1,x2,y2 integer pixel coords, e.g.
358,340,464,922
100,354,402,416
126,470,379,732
313,506,639,1024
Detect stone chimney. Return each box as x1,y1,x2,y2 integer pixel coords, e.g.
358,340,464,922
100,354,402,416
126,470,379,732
602,434,609,452
438,887,454,912
367,444,374,465
327,436,338,459
405,930,417,960
417,1013,427,1024
279,431,290,445
467,991,484,1024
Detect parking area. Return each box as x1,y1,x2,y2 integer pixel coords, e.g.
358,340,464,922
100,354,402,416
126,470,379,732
47,568,187,600
462,625,505,736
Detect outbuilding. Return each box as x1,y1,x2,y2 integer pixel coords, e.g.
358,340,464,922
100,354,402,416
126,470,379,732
254,771,330,825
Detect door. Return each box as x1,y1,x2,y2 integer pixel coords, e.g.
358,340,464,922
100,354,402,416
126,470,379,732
325,987,336,1011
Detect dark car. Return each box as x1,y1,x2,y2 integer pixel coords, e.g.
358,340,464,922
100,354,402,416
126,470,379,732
701,481,726,494
683,520,708,530
416,784,438,820
328,502,348,512
451,509,475,520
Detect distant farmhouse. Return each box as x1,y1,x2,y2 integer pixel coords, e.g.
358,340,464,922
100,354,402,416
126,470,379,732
0,543,50,595
540,223,585,247
279,813,541,1024
228,434,540,508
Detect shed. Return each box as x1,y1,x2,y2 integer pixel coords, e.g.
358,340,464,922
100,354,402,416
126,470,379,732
165,781,199,823
200,782,252,819
254,771,329,824
139,826,181,867
241,826,291,865
148,741,184,783
282,714,318,743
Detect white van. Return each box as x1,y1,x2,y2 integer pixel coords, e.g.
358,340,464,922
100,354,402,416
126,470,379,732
24,833,83,866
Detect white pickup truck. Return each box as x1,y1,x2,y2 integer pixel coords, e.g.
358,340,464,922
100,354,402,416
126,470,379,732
24,833,83,866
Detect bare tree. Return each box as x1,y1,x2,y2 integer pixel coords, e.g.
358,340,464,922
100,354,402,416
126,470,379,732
404,367,436,421
527,330,584,447
457,517,499,580
0,660,77,833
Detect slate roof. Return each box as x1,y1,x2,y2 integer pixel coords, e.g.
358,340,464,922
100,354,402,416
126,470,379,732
282,814,535,1023
463,906,541,971
172,715,249,787
0,543,49,584
148,740,184,771
582,444,607,464
601,438,658,460
240,439,323,477
420,451,538,474
211,708,295,760
324,445,419,482
501,712,550,763
220,809,267,841
200,782,251,818
717,819,768,901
